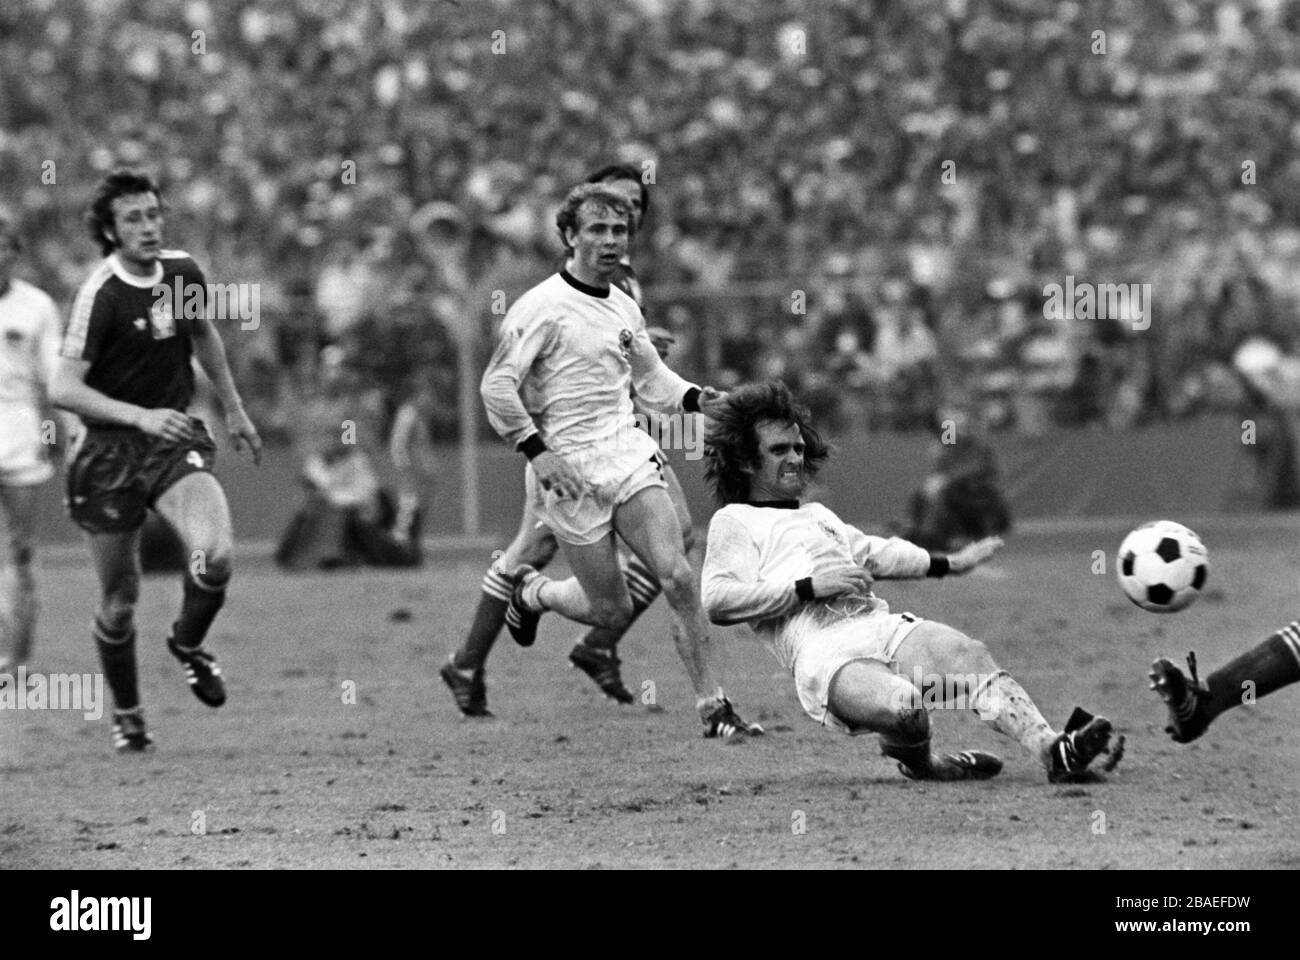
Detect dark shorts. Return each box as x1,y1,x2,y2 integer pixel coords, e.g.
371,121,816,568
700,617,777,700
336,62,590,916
66,417,218,534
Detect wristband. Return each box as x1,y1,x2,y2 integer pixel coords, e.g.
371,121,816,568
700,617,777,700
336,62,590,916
926,556,951,578
795,577,816,601
517,434,548,460
682,387,702,413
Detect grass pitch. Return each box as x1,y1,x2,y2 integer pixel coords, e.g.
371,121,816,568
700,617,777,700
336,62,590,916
4,516,1299,869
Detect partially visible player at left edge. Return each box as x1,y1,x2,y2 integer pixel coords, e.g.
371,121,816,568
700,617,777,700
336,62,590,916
50,169,262,752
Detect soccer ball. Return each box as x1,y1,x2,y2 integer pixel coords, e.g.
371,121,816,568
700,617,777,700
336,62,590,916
1116,521,1208,613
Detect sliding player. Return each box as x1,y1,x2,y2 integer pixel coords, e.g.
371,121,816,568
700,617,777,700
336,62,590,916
700,380,1123,780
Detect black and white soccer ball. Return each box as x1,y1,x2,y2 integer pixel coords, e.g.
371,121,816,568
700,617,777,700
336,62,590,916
1116,520,1208,613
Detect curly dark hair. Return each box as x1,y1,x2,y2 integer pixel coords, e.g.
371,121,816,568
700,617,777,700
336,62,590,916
554,183,631,254
583,162,650,222
704,380,831,505
87,169,163,256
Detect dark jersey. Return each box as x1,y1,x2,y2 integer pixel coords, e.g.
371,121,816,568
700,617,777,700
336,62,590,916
61,251,204,427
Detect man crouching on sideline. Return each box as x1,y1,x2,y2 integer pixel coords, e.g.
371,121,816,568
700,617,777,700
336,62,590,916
699,380,1124,781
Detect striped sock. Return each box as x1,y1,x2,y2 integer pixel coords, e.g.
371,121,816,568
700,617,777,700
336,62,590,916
579,559,661,653
93,618,140,712
452,565,514,671
1205,622,1300,718
622,558,660,611
480,560,515,603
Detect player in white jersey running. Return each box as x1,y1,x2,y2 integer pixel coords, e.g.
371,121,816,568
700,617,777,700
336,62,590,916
700,380,1124,780
480,184,760,739
0,210,63,675
441,165,689,714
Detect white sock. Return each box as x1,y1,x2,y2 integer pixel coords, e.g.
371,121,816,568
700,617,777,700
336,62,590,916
971,670,1057,764
521,572,550,612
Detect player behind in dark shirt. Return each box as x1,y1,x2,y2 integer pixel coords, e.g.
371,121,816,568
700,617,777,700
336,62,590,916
49,169,262,752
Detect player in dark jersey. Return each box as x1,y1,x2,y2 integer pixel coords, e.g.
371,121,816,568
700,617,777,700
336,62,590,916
441,163,696,716
50,170,262,752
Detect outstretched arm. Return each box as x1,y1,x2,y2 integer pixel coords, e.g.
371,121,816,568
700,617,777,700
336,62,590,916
847,523,1003,578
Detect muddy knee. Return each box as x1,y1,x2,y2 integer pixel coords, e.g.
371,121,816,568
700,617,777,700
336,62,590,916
889,705,931,744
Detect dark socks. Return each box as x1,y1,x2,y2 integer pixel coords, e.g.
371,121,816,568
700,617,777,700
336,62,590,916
93,618,140,711
172,573,227,651
454,593,509,671
1205,623,1300,719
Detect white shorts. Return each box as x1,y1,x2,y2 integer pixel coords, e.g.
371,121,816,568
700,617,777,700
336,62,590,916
784,605,924,734
527,435,666,546
0,405,53,487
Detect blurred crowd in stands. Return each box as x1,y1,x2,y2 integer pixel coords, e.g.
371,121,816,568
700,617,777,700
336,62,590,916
4,0,1300,443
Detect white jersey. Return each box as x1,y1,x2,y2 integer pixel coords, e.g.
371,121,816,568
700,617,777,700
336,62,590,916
0,278,61,409
480,271,696,455
701,501,934,670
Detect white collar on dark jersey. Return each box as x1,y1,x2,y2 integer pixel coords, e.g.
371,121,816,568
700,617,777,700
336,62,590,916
108,253,164,288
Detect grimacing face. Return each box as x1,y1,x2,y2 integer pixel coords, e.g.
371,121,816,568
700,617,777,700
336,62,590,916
746,419,807,501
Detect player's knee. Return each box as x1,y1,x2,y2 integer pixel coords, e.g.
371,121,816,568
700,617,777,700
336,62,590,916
188,543,232,585
192,558,231,590
889,704,930,743
653,554,695,599
953,636,998,675
99,588,139,631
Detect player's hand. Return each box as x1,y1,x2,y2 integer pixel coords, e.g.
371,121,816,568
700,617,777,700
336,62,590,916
135,408,195,444
947,536,1004,574
532,450,583,500
697,386,729,419
810,564,874,599
227,408,263,465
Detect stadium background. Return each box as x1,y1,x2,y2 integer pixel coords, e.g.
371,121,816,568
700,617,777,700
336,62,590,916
6,0,1300,541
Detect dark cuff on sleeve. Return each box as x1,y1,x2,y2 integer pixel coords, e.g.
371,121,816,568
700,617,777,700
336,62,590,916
682,387,702,413
795,577,816,601
926,556,950,578
517,434,548,460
